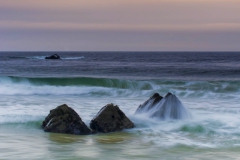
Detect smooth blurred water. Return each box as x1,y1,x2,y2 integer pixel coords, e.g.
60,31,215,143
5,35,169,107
1,51,240,80
1,52,240,159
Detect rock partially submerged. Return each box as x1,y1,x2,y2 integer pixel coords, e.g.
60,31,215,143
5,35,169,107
135,93,191,120
42,104,91,135
135,93,163,114
45,54,61,59
90,104,134,133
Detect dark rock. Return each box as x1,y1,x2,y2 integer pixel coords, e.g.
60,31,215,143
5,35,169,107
42,104,91,135
45,54,61,59
165,92,173,97
135,93,163,114
90,103,134,133
135,93,191,120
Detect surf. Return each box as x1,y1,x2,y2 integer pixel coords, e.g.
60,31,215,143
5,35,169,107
1,76,240,98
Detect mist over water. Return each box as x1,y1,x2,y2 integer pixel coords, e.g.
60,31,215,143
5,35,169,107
1,52,240,159
136,93,192,120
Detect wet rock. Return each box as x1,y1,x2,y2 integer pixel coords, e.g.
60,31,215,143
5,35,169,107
45,54,61,59
90,104,134,133
135,93,163,114
42,104,91,135
135,93,191,120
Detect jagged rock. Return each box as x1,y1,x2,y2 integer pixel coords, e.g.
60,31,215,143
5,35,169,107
42,104,91,135
90,104,134,133
45,54,61,59
135,93,191,120
135,93,163,114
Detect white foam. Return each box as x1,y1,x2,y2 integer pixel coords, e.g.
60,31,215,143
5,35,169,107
0,114,43,124
25,56,85,60
26,56,46,59
61,56,85,60
137,94,192,120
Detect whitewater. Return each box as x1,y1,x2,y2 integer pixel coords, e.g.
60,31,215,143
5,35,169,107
1,52,240,160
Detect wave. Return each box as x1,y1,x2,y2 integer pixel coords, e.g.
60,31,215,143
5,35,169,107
8,56,85,60
178,123,215,134
139,93,192,120
61,57,85,60
0,76,154,89
25,56,85,60
0,76,156,96
0,114,43,129
1,76,240,97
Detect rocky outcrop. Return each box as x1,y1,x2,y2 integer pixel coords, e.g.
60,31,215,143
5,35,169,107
45,54,61,59
135,93,163,114
135,93,191,120
42,104,91,135
90,103,134,133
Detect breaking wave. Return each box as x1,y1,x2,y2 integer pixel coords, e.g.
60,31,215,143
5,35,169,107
0,76,240,98
25,56,85,60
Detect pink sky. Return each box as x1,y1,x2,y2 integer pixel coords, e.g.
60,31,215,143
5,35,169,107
1,0,240,51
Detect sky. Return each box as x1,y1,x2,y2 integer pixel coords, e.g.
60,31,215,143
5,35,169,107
1,0,240,51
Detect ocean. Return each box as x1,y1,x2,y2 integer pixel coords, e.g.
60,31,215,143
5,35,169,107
1,52,240,160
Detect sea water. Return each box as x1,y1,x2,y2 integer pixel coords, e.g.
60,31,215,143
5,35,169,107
1,52,240,160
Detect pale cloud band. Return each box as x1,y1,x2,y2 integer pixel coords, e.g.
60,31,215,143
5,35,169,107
1,21,240,32
1,0,240,51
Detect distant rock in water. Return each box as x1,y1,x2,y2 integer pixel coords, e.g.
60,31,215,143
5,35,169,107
45,54,61,59
90,103,134,133
42,104,91,135
135,93,191,120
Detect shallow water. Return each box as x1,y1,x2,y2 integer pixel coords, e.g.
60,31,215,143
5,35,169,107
1,52,240,159
1,92,240,160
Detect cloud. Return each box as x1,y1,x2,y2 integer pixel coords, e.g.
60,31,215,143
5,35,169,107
1,20,240,33
1,0,240,51
1,25,240,51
